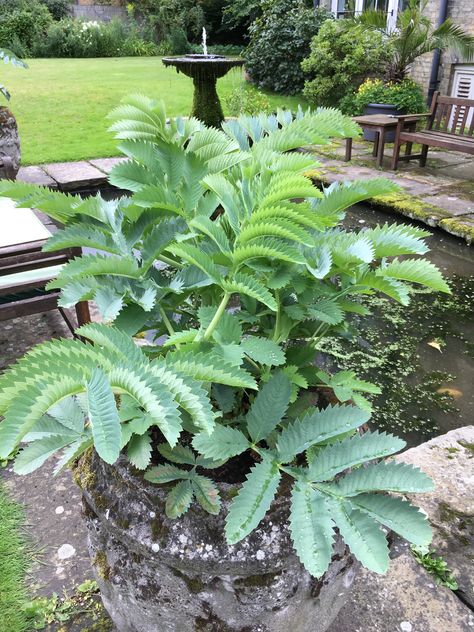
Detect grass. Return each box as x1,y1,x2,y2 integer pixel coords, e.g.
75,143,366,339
0,481,30,632
2,57,308,165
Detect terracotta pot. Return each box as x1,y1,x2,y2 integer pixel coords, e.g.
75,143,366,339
0,106,20,179
78,450,357,632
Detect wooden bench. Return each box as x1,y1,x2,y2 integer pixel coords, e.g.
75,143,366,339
391,91,474,170
0,200,90,332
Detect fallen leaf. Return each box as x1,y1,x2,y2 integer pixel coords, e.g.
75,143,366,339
436,387,463,399
427,340,442,352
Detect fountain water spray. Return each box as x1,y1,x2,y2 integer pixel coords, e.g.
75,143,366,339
202,27,208,57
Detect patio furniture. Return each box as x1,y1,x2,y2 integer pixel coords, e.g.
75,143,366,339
0,198,90,331
345,114,399,168
391,92,474,170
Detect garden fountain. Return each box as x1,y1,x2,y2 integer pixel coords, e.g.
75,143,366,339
163,28,244,128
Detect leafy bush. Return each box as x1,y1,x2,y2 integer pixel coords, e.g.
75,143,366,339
34,19,158,58
0,1,53,56
0,96,448,578
188,43,243,56
40,0,72,21
245,2,332,95
224,85,272,116
302,20,390,109
347,78,427,115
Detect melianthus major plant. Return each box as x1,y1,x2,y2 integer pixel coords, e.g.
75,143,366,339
0,96,450,578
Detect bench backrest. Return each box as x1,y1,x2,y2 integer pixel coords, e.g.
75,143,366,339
427,91,474,136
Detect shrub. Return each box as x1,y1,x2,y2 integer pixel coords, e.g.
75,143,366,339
34,18,158,58
245,1,332,95
0,1,53,56
40,0,72,21
347,78,427,115
0,97,445,578
224,85,272,116
302,20,390,109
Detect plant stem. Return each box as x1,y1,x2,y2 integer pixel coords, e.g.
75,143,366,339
159,307,178,346
202,292,231,341
272,290,281,343
158,254,184,269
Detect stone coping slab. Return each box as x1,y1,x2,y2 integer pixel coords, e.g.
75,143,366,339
15,153,474,243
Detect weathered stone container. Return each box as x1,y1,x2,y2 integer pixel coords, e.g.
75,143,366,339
0,106,20,179
79,451,357,632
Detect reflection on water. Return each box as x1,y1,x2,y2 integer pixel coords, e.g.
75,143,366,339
334,204,474,446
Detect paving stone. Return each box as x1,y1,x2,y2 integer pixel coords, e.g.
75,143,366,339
436,161,474,180
88,157,126,174
17,165,57,187
43,160,108,191
398,427,474,610
329,539,474,632
423,195,474,216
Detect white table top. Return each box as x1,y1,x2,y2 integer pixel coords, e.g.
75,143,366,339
0,197,51,248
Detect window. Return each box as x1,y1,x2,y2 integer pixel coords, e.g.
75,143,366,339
331,0,410,30
450,65,474,128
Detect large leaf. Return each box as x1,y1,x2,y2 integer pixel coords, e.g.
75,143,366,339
277,405,370,462
193,426,249,460
290,483,334,578
308,431,405,482
330,501,390,574
127,432,152,470
165,480,194,518
166,350,257,389
246,372,292,442
192,475,221,514
86,369,121,465
352,494,432,546
222,273,277,311
376,259,450,293
14,435,77,475
241,337,285,366
336,461,434,496
225,456,281,544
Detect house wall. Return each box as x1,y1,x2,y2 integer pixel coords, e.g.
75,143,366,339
410,0,474,98
73,1,126,22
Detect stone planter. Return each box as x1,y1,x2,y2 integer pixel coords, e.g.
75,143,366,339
78,450,357,632
363,103,402,142
0,106,20,179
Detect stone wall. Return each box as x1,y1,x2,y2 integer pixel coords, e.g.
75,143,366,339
72,4,127,22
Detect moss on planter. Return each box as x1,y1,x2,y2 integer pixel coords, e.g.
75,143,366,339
372,192,450,224
93,550,111,581
439,218,474,244
72,448,97,491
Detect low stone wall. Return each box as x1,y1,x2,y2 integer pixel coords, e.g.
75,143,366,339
72,5,127,22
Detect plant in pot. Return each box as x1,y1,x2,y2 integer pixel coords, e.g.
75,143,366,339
0,98,450,632
0,48,27,179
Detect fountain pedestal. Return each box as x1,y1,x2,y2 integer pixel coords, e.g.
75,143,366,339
162,54,244,128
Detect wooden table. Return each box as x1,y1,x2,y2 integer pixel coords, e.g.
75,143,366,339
345,114,400,168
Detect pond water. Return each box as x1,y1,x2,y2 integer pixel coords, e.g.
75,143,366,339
335,204,474,446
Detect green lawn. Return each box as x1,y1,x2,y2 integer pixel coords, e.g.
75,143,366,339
2,57,308,165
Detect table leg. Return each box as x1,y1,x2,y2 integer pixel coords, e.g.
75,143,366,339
376,127,386,168
372,132,379,157
344,137,352,161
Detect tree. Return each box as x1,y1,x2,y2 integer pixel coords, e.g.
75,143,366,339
355,0,474,83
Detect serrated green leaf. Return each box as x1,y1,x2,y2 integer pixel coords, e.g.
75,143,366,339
14,435,77,475
127,432,152,470
86,368,121,465
329,501,389,574
307,300,343,325
225,456,281,544
166,480,194,518
246,373,292,442
336,462,434,497
94,286,124,322
308,431,405,481
241,337,285,367
167,243,222,284
376,259,450,293
277,405,370,462
193,426,249,460
211,384,236,414
166,350,257,389
192,475,221,514
157,442,196,466
290,483,334,577
144,464,190,484
222,273,277,311
352,494,432,546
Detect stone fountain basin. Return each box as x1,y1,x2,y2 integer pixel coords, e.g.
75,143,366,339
162,55,244,80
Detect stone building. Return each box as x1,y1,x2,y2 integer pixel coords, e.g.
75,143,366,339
318,0,474,102
73,0,126,22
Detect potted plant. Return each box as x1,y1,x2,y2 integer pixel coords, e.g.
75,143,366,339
0,48,27,180
0,98,449,632
352,78,427,141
